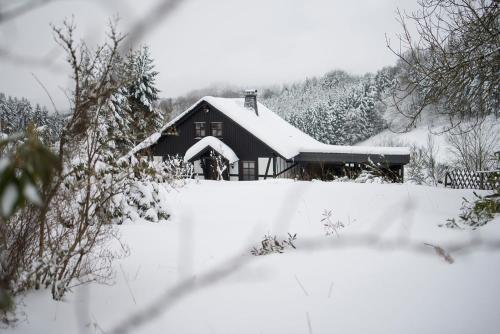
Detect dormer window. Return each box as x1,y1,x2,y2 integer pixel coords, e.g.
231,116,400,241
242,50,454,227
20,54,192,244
194,122,206,138
211,122,223,137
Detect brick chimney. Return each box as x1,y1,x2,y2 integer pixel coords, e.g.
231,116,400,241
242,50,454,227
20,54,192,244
244,89,258,116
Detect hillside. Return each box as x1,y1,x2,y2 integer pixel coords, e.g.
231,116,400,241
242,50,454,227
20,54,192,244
7,180,500,334
358,115,500,166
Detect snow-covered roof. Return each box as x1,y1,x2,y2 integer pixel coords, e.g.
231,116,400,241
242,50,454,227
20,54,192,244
184,136,239,164
133,96,410,160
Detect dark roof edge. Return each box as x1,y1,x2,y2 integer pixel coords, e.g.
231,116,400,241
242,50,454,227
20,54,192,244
294,152,410,165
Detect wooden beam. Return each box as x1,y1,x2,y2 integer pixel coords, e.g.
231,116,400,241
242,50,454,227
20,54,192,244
275,163,298,177
273,155,277,178
264,157,272,180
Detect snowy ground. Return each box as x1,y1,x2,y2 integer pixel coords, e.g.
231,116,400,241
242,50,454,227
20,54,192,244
7,180,500,334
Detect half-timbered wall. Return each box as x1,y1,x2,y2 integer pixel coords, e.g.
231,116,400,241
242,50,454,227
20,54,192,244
150,101,280,180
274,156,297,179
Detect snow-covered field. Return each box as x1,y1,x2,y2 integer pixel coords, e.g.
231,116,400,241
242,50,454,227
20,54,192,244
7,180,500,334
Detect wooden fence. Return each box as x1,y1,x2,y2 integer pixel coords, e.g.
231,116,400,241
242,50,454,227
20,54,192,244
444,170,500,190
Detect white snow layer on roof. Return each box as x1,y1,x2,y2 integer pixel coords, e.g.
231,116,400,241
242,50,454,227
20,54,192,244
184,136,239,164
153,96,409,160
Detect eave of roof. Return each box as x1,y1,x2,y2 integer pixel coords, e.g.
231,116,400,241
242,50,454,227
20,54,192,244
295,152,410,165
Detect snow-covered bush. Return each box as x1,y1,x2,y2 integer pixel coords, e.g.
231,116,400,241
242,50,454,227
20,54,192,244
457,170,499,229
374,134,446,186
321,210,345,237
440,170,499,230
406,143,447,186
458,191,499,228
119,181,170,223
353,171,389,184
112,156,193,224
251,233,297,256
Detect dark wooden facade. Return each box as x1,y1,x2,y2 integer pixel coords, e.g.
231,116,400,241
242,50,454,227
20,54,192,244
148,101,281,180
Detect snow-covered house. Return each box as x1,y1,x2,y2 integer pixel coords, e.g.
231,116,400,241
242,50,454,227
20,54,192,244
135,90,410,181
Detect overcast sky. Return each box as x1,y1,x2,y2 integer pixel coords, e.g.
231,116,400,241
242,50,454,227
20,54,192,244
0,0,418,110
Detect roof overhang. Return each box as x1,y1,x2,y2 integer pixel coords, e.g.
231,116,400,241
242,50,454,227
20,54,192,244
294,152,410,165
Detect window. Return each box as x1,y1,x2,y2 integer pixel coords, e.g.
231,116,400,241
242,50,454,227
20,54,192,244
194,122,206,138
211,122,223,137
241,161,256,181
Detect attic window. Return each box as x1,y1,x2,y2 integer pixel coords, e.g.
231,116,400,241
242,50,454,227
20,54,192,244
194,122,206,138
211,122,223,137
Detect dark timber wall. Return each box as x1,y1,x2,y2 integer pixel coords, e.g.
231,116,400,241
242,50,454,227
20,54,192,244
148,101,280,179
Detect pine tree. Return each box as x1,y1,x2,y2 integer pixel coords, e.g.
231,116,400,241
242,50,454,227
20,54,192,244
33,104,49,128
328,98,347,145
126,46,163,144
0,93,6,133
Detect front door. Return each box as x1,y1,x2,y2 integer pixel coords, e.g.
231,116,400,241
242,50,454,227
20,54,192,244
200,154,229,180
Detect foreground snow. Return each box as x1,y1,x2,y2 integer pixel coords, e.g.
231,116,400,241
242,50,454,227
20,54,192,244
7,180,500,334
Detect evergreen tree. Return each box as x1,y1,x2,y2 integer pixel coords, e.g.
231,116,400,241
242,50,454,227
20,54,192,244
328,98,347,145
33,104,49,127
126,46,163,144
0,93,6,133
0,91,64,144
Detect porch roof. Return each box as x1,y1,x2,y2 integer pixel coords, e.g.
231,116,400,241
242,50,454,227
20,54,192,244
294,151,410,165
184,136,239,164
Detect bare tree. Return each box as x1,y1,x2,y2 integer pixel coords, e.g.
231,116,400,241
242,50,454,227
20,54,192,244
388,0,499,130
0,19,133,312
447,121,499,171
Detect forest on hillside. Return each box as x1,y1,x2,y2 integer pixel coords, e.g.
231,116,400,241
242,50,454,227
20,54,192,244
160,68,396,145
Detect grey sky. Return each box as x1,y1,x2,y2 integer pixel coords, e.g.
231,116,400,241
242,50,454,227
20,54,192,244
0,0,418,110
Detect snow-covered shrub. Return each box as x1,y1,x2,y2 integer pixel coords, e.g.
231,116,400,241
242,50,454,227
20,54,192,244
251,233,297,256
321,210,356,237
113,156,193,224
128,155,193,185
331,176,350,183
375,134,446,186
330,168,392,184
117,181,170,224
459,191,499,229
440,170,499,229
354,171,389,184
405,135,447,186
321,210,345,237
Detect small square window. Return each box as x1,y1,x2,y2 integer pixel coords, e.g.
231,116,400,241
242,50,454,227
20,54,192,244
241,161,256,181
194,122,206,137
211,122,223,137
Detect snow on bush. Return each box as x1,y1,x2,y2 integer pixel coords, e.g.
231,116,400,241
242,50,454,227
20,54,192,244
113,156,194,224
118,181,170,224
321,210,348,237
353,171,389,184
251,233,297,256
